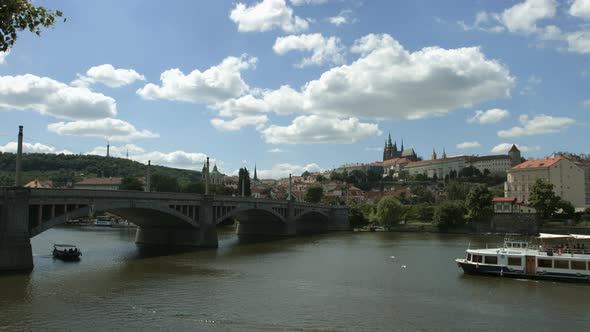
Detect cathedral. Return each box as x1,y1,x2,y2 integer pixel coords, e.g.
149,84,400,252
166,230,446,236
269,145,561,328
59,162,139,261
382,133,418,162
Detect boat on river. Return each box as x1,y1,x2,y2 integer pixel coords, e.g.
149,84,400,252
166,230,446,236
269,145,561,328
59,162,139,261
456,233,590,282
53,244,82,261
93,216,113,227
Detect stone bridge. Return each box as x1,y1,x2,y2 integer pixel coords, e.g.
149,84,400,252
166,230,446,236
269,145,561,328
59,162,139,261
0,187,349,271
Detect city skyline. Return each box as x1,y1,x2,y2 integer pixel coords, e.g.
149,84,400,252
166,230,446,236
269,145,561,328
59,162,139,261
1,0,589,178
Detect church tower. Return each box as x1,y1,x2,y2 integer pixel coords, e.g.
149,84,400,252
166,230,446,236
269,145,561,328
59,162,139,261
253,164,259,181
442,148,447,159
508,144,521,167
432,148,437,160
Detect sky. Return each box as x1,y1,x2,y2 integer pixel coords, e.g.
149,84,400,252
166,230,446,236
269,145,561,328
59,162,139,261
0,0,589,178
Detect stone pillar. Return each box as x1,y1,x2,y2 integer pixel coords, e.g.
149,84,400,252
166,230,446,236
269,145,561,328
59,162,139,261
145,160,151,192
0,188,33,271
15,126,23,187
287,173,292,201
205,157,210,195
326,207,350,231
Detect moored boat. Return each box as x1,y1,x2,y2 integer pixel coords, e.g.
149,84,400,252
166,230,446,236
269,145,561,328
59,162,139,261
53,244,82,261
93,216,113,227
456,234,590,283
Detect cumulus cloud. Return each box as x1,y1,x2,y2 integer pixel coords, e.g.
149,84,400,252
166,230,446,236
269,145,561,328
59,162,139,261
497,114,575,138
0,50,9,64
491,143,541,153
565,30,590,54
87,144,211,170
260,115,381,144
256,162,322,179
229,0,309,33
210,115,268,131
72,64,145,88
500,0,556,34
0,142,73,154
137,55,257,103
327,9,354,26
0,74,116,120
456,141,482,149
569,0,590,18
468,108,510,124
47,118,159,141
268,148,285,153
273,33,346,67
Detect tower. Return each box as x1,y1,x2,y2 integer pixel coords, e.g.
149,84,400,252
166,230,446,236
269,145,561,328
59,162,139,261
432,148,437,160
393,141,398,158
253,164,259,181
400,139,404,153
106,141,110,158
442,148,447,159
508,144,521,167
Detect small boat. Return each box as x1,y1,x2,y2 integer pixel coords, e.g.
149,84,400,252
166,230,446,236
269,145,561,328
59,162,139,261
53,244,82,261
93,216,113,227
456,233,590,283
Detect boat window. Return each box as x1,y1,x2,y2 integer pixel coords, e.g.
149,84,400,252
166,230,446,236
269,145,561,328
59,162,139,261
508,257,522,266
554,260,569,269
467,253,472,261
484,256,497,265
571,261,586,270
472,255,482,263
538,259,552,268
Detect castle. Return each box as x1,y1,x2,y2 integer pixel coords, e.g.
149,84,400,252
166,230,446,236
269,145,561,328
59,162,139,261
382,133,418,162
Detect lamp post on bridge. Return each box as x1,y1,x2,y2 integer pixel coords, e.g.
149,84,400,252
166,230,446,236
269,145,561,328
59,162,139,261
205,157,210,195
287,173,292,201
145,160,151,192
15,126,23,187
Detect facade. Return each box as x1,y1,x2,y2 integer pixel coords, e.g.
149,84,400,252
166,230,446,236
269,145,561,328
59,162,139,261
74,177,122,190
492,197,536,214
382,133,418,162
504,157,586,209
202,163,225,185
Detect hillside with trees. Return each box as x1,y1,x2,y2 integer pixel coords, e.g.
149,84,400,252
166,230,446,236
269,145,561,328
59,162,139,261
0,152,201,187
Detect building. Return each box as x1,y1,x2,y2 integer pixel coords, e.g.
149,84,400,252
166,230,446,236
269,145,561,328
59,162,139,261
202,163,225,185
492,197,536,214
405,145,521,179
552,152,590,206
74,177,122,190
504,157,586,209
382,133,418,162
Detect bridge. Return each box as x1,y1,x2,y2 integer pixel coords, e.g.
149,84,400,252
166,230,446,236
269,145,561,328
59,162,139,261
0,187,349,271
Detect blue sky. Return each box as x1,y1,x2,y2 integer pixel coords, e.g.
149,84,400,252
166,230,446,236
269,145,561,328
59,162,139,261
0,0,589,178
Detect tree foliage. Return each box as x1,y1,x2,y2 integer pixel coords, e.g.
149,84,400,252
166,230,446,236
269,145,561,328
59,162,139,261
528,179,561,218
349,204,369,228
119,176,143,191
237,168,251,197
304,186,324,203
1,0,64,52
150,173,180,192
465,184,493,220
376,196,403,226
433,201,466,230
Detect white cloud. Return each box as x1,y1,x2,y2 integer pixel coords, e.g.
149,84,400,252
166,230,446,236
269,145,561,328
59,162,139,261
137,55,257,103
0,141,73,154
272,34,513,120
500,0,556,34
47,118,159,141
328,16,347,26
468,108,510,124
491,143,541,153
268,148,285,153
210,115,268,131
210,94,270,117
0,74,116,120
456,141,482,149
273,33,346,67
0,50,9,64
565,30,590,54
520,75,542,95
497,114,575,138
72,64,145,88
261,115,381,144
229,0,309,33
569,0,590,18
290,0,328,5
87,144,211,170
257,162,322,179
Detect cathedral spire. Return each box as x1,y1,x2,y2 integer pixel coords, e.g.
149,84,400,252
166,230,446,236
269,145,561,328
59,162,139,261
432,148,437,160
253,163,258,181
387,133,392,147
400,139,404,152
442,148,447,159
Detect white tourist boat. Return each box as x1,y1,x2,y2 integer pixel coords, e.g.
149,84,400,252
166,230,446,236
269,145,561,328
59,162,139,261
93,216,113,227
456,233,590,282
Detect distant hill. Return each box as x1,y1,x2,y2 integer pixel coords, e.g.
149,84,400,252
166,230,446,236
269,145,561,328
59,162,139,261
0,152,202,187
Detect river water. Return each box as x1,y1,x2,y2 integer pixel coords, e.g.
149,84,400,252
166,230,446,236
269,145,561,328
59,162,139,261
1,227,589,331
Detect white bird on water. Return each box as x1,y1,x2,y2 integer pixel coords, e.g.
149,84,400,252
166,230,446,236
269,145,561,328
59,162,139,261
401,265,407,268
390,255,395,259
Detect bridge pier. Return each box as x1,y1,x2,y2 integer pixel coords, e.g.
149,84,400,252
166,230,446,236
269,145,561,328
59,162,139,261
0,188,33,272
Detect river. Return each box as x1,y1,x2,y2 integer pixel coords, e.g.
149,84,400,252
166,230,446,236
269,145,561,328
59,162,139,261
1,226,589,331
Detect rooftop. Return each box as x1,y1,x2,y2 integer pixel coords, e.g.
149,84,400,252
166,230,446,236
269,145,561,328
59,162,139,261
511,157,564,170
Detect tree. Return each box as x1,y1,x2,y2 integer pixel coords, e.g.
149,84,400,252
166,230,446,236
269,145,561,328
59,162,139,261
416,203,435,221
446,181,470,200
237,168,251,197
349,204,369,228
528,179,561,218
1,0,63,52
376,196,403,226
458,166,481,178
119,176,143,191
315,174,326,182
433,201,466,230
465,184,493,220
558,199,575,219
304,186,324,203
150,173,180,192
330,171,345,182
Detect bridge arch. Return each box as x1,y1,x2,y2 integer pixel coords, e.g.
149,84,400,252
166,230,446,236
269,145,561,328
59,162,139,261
29,201,200,237
294,210,331,233
215,206,286,225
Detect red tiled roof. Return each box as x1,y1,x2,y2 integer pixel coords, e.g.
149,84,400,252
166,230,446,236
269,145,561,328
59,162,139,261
492,197,517,202
512,157,563,169
24,180,53,188
382,157,410,167
75,177,122,185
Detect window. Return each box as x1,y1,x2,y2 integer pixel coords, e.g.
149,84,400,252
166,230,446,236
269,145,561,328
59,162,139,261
467,253,471,261
472,255,482,263
538,259,552,268
554,260,569,269
508,257,522,266
571,261,586,270
484,256,497,264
